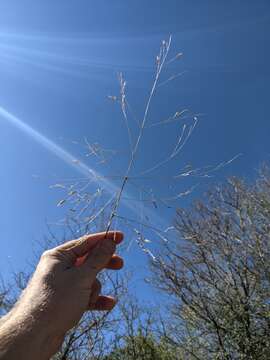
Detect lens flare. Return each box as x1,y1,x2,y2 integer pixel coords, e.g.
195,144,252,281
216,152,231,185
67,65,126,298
0,106,117,194
0,106,168,230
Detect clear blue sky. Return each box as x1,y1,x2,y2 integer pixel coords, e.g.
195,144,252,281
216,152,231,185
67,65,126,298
0,1,270,300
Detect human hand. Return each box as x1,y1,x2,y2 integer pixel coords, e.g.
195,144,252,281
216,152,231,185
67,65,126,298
0,231,124,360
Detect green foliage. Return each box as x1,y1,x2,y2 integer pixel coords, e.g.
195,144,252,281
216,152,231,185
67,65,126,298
103,332,180,360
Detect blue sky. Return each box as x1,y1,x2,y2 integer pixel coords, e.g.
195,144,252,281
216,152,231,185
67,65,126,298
0,1,270,300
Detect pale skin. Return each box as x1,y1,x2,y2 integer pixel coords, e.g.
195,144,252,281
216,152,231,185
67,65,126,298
0,231,124,360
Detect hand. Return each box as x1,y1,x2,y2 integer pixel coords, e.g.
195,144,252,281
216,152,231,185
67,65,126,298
0,231,124,360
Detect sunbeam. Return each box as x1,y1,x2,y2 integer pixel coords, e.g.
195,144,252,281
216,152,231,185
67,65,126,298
0,106,168,230
0,32,154,77
0,106,117,193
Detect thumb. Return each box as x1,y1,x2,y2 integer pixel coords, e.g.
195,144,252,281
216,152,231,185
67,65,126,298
55,231,123,266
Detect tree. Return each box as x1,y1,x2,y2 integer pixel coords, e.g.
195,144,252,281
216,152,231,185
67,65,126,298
103,297,181,360
104,334,177,360
0,280,11,319
151,168,270,359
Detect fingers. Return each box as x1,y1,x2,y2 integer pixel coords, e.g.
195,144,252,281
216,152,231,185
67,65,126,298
88,280,116,311
89,279,102,307
106,254,124,270
81,238,116,279
88,295,116,311
74,254,124,270
55,231,124,265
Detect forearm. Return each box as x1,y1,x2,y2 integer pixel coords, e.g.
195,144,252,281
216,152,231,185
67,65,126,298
0,298,64,360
